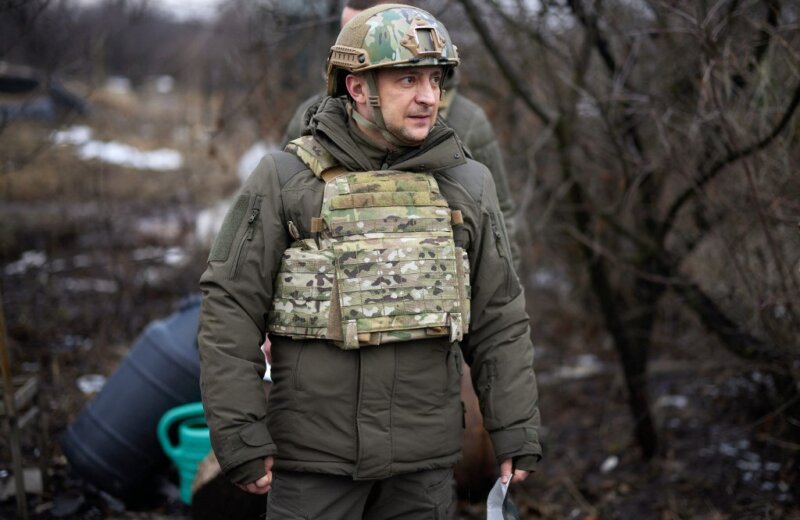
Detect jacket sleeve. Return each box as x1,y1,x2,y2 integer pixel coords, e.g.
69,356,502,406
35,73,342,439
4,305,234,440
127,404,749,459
459,168,541,467
198,155,290,484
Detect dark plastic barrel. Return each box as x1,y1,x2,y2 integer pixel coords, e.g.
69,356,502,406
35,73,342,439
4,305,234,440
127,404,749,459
60,294,203,501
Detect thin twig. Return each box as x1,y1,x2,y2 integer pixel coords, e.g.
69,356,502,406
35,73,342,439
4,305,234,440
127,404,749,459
661,79,800,239
561,475,598,516
457,0,554,125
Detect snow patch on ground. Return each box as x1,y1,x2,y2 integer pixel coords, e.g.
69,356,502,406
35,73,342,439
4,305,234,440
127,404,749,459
51,125,183,171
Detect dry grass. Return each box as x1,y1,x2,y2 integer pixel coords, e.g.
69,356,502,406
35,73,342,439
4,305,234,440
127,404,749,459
0,87,246,207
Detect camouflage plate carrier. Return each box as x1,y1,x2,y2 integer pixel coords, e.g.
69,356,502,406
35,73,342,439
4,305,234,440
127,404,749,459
267,136,471,350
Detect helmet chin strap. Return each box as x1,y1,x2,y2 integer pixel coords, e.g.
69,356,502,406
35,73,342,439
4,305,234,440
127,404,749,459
353,71,424,148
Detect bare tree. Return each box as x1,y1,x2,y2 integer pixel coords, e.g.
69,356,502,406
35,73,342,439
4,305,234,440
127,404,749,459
455,0,800,459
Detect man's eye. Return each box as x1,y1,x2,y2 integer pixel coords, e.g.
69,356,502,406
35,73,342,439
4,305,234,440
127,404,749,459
432,76,442,85
401,76,415,85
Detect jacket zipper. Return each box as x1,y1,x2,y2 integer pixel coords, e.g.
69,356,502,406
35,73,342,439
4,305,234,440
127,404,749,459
354,351,362,474
489,212,513,296
478,360,498,424
230,195,262,280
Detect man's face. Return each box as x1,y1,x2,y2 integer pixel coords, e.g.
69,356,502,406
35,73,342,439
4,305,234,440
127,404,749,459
373,66,443,145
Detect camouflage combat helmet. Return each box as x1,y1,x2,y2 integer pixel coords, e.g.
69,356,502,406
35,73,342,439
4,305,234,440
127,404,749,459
326,3,459,146
326,3,459,96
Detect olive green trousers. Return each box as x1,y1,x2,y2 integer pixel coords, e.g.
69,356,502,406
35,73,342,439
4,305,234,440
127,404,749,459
265,468,455,520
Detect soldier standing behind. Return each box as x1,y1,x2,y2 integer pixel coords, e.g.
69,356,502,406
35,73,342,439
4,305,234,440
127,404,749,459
283,0,522,270
198,4,541,518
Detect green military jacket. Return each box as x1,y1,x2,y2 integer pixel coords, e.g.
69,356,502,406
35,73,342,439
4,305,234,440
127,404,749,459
282,87,522,270
200,97,541,485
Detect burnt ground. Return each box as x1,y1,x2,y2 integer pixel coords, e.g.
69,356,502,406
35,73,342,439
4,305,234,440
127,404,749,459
1,101,799,519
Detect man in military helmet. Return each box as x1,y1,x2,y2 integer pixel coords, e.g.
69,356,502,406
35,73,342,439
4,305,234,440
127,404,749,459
198,4,541,518
283,0,522,270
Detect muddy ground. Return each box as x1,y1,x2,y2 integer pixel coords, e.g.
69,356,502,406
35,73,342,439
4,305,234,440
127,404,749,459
1,89,798,519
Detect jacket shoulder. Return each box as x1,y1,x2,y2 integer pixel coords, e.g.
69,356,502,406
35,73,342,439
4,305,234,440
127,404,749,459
450,92,484,118
439,158,490,205
269,150,312,187
447,94,493,139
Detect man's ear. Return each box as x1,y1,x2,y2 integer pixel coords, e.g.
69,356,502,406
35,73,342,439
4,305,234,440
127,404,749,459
345,74,368,105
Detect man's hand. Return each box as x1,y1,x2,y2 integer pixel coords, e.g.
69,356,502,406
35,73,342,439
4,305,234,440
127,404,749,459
499,458,529,484
262,336,272,365
237,456,274,495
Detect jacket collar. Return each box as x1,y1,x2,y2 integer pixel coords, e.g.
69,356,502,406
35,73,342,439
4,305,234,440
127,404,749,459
308,96,467,173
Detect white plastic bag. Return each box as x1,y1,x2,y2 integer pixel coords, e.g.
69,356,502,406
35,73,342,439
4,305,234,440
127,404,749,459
486,477,509,520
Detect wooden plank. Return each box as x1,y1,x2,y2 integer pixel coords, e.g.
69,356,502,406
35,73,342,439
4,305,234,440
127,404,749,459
0,376,39,416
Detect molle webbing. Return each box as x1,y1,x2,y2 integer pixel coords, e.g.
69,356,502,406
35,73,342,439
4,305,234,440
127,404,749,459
269,247,336,340
327,171,467,348
268,143,471,349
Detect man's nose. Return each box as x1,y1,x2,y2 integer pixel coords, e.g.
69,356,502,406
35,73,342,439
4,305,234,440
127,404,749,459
415,80,438,106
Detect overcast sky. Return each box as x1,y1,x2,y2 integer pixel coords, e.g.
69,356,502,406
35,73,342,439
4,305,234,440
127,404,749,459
75,0,226,21
150,0,224,20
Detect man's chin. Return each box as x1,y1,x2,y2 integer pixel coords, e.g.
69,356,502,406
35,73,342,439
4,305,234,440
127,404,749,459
402,128,431,144
387,123,432,145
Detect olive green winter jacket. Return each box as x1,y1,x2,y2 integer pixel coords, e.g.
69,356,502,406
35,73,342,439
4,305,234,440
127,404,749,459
199,96,541,486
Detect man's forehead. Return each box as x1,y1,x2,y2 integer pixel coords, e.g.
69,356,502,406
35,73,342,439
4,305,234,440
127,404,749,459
379,66,444,77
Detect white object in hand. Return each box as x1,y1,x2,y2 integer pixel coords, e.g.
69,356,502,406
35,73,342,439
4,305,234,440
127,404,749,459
486,477,510,520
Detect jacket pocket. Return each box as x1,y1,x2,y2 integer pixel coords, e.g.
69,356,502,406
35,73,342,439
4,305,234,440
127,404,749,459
426,469,456,519
292,344,305,391
444,344,462,397
488,211,516,299
476,359,497,424
208,193,249,263
229,195,262,280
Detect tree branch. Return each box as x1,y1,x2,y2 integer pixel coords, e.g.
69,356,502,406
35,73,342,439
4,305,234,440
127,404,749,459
567,0,617,75
660,78,800,239
733,0,780,89
485,0,566,61
457,0,553,126
672,277,783,363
